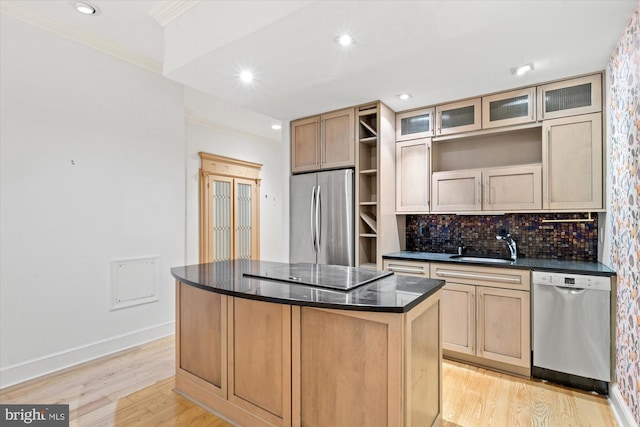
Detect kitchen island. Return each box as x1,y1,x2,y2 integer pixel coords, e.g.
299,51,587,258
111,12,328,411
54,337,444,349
171,260,445,427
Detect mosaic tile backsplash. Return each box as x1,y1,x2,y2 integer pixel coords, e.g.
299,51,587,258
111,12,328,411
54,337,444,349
406,213,598,261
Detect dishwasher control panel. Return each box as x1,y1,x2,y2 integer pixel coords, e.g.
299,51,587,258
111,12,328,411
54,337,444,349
532,271,611,291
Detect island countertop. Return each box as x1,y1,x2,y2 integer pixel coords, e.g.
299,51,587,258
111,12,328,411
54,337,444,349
171,259,445,313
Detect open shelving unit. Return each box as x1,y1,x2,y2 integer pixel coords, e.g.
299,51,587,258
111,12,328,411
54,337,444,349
355,105,380,269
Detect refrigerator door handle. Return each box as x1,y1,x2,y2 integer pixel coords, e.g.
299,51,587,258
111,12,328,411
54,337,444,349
310,186,317,253
315,185,321,252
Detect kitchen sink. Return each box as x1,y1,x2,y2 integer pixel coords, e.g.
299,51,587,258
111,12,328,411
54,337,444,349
449,255,514,264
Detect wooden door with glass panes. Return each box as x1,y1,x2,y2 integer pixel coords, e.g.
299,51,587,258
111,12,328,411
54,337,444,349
199,153,261,263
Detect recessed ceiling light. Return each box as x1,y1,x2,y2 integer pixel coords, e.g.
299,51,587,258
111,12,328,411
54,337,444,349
397,93,412,101
335,34,354,47
74,2,99,15
271,124,282,130
511,63,534,76
239,70,253,83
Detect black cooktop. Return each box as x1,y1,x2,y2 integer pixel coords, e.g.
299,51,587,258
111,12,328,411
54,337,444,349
243,262,393,291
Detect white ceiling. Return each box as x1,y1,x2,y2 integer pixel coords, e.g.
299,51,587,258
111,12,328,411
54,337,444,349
3,0,638,121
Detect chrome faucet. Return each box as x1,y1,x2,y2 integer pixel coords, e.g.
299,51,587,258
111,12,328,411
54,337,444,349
496,232,517,261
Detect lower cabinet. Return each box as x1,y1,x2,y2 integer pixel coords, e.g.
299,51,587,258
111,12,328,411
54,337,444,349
292,301,442,427
431,263,531,377
176,283,292,427
177,281,442,427
383,259,430,277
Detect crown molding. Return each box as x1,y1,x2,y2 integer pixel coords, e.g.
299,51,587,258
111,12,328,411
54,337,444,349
0,2,162,74
186,110,281,145
149,0,201,27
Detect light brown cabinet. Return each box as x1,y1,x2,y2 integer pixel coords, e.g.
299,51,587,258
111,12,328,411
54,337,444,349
291,108,354,173
436,98,482,136
441,283,475,356
292,294,442,427
396,138,430,213
431,164,542,213
396,107,435,141
483,164,542,211
538,74,602,120
430,263,531,377
482,87,536,129
228,297,292,427
431,169,482,212
177,280,443,427
543,112,603,210
177,286,292,427
177,282,227,398
199,153,261,263
476,286,530,369
291,116,320,173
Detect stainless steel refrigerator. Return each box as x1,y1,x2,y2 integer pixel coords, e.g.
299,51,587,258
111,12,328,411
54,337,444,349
290,169,354,266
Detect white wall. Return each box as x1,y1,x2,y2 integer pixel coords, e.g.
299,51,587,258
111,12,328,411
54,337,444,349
184,88,289,264
0,15,185,387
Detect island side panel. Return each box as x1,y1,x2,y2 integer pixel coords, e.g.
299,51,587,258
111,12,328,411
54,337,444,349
228,297,292,427
405,290,442,427
292,307,403,427
176,281,227,398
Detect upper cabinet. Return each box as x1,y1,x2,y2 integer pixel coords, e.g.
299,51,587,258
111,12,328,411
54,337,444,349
538,74,602,120
396,138,430,213
291,116,320,173
291,107,354,173
321,108,355,169
543,113,603,210
396,107,435,141
482,88,536,129
436,98,482,136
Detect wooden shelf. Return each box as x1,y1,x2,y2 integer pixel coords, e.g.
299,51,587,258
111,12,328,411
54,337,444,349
359,136,378,145
359,212,377,233
358,262,377,270
358,107,377,116
359,168,377,175
359,119,377,136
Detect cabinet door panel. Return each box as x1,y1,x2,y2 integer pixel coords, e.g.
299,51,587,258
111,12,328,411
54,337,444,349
538,74,602,120
431,170,482,212
442,283,475,355
229,298,291,426
482,88,536,129
322,108,355,168
543,113,602,209
396,139,430,212
484,165,542,211
477,287,530,368
179,283,226,395
297,308,396,427
291,116,320,173
396,108,435,140
436,98,481,136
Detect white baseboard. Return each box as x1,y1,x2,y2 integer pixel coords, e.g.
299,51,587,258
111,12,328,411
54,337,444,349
0,322,175,389
610,384,639,427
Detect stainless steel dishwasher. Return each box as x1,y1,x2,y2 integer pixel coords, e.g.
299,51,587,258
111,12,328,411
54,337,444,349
532,271,611,394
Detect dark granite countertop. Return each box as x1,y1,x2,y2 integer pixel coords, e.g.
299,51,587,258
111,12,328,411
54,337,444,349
171,259,445,313
383,251,616,277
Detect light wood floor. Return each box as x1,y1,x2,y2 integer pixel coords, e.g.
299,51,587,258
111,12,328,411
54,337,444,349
0,336,616,426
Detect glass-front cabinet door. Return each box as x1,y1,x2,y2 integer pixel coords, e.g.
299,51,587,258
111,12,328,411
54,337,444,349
436,98,482,136
482,88,536,129
396,107,435,141
538,74,602,120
